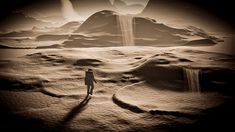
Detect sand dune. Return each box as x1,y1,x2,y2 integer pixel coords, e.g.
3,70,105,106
0,47,235,131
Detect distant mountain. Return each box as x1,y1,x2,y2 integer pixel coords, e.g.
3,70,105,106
184,39,216,46
64,10,219,47
0,21,81,38
33,22,81,41
0,44,32,49
36,35,69,41
0,12,52,32
63,10,122,47
0,31,37,37
60,21,81,29
0,10,220,48
36,44,62,49
134,17,188,45
186,26,223,42
54,21,81,33
74,10,120,34
0,44,12,49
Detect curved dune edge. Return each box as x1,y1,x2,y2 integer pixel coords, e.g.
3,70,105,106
112,82,147,114
113,92,197,118
113,82,186,116
112,82,182,115
112,94,146,113
40,87,84,98
113,82,225,118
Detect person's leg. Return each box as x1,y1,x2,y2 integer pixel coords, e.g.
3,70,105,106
90,84,94,95
87,85,90,95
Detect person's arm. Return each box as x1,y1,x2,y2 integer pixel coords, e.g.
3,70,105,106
93,74,97,83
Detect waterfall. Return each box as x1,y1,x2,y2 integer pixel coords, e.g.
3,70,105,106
118,15,135,46
184,68,201,92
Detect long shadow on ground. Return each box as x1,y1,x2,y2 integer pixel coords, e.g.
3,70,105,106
60,95,91,127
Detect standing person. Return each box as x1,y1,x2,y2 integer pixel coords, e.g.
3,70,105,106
85,69,97,96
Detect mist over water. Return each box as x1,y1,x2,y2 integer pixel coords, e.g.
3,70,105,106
118,15,135,46
184,68,201,92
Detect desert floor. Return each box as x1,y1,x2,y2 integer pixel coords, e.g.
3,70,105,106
0,46,235,132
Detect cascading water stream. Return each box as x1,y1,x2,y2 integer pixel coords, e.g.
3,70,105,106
118,15,135,46
184,68,201,92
